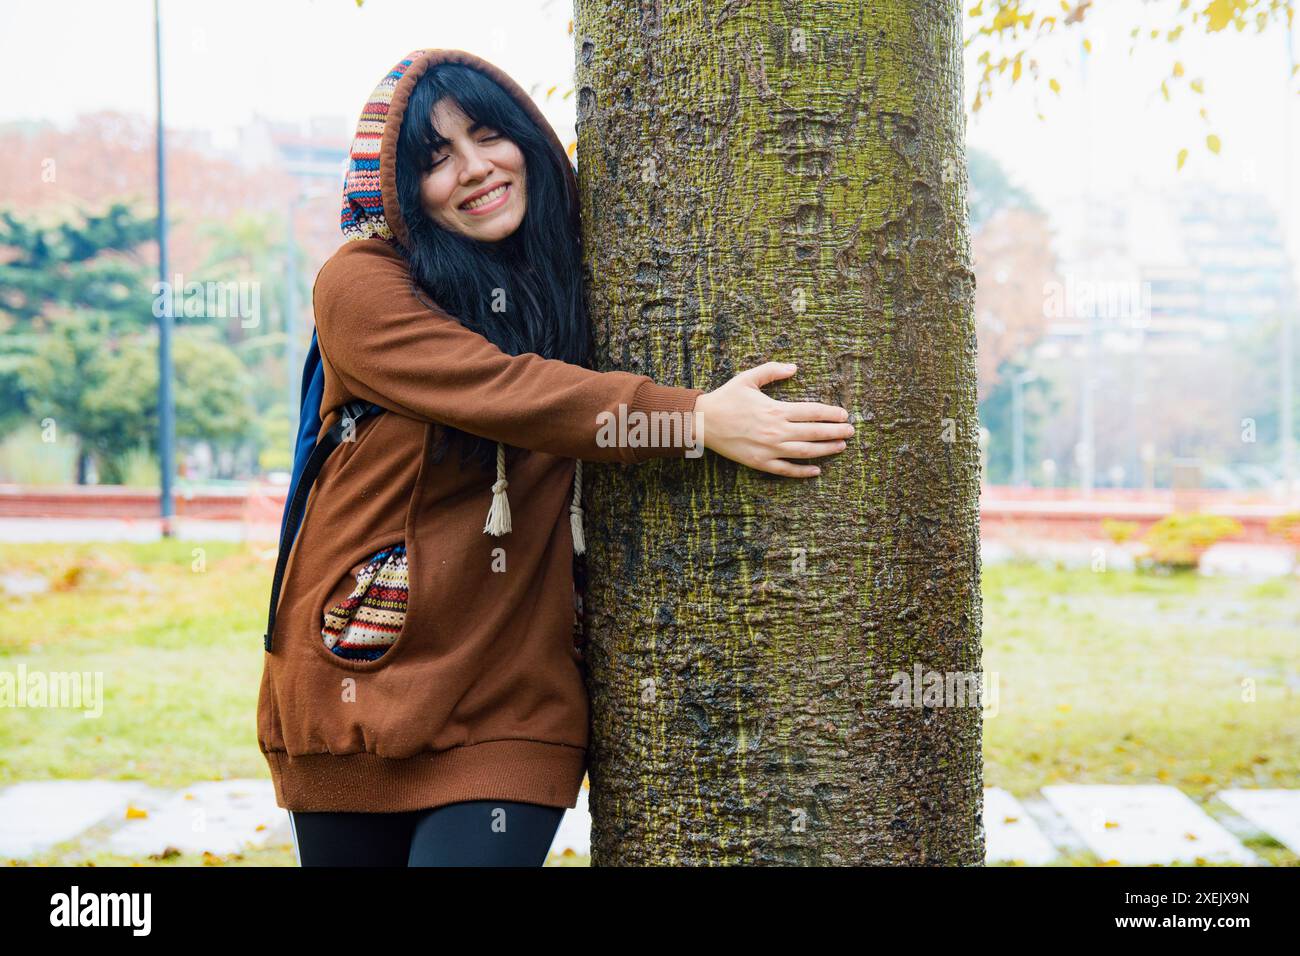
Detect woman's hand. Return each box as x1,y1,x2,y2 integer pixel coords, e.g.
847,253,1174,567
692,362,854,477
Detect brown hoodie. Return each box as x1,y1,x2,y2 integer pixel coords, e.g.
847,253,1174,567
256,48,705,813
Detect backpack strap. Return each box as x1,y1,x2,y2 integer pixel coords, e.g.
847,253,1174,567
264,399,380,652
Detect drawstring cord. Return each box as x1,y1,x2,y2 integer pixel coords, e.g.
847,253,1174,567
570,458,586,555
482,440,586,556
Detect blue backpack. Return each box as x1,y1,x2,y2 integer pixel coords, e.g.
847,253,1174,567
263,328,382,652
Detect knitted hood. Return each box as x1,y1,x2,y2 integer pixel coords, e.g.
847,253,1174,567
338,48,585,553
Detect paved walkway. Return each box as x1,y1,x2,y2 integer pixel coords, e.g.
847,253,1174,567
0,779,1295,864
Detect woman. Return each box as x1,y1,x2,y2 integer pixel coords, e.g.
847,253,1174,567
257,48,855,866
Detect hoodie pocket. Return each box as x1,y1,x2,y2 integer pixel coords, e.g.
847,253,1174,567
321,543,409,662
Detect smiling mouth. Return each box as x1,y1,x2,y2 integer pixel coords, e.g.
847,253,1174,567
459,182,510,212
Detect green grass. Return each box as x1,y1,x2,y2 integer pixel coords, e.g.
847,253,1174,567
1,542,1296,866
981,561,1300,867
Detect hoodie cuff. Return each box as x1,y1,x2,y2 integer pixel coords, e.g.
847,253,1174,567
627,380,706,463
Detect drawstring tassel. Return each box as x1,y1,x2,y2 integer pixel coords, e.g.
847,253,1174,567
483,441,512,535
481,442,586,555
570,459,586,555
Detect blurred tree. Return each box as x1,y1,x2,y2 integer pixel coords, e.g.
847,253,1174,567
0,203,155,331
1,204,255,482
973,205,1059,398
968,147,1042,232
0,202,156,475
968,147,1061,484
19,318,253,484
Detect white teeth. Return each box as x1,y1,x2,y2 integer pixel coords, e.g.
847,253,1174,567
462,184,507,210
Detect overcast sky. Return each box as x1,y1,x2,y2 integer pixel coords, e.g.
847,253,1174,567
2,0,1296,274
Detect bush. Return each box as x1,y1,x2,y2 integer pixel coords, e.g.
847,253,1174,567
1136,513,1243,573
0,421,77,484
111,443,160,488
1101,518,1140,544
1266,512,1300,545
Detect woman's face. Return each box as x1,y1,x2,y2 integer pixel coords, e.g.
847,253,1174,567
419,98,527,243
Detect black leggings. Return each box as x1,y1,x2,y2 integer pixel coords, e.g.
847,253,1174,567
288,799,566,866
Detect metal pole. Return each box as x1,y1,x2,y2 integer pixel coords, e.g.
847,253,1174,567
1283,20,1296,495
154,0,176,537
1012,369,1038,487
1079,41,1095,497
285,196,300,437
1012,373,1025,488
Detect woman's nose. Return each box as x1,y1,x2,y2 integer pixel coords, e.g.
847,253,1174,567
461,151,494,182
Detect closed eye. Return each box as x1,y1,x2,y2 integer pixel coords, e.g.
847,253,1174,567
429,134,501,168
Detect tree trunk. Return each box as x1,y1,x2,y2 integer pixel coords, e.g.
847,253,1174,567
575,0,983,865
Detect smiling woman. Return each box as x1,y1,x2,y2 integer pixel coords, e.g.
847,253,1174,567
420,100,527,240
259,48,853,870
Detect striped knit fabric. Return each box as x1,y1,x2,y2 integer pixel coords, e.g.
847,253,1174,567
322,545,410,661
339,51,425,242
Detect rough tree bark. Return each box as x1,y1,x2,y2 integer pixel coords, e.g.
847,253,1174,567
574,0,983,865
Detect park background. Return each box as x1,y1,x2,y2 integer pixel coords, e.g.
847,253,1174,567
0,0,1297,865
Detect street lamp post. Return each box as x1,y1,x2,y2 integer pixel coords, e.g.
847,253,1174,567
1012,369,1038,488
154,0,175,537
284,186,332,440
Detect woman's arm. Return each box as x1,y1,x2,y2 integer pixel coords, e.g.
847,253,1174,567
314,239,699,464
314,238,853,474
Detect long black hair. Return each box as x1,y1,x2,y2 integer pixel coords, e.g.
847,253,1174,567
394,62,591,473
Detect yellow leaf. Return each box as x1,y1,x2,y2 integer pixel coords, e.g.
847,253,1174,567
1049,77,1061,94
1176,148,1189,170
1013,59,1023,81
125,805,148,819
1190,78,1204,93
1205,0,1238,31
1083,38,1092,53
546,85,558,98
1173,61,1184,77
992,7,1020,31
1161,80,1170,101
1207,133,1221,154
1104,820,1119,829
